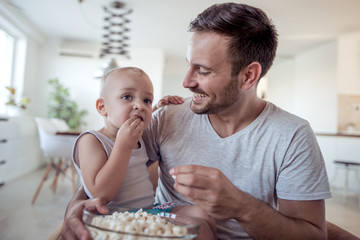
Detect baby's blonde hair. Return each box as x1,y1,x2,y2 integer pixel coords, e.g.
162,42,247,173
100,67,148,97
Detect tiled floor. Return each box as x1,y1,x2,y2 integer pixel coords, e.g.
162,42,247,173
0,168,359,239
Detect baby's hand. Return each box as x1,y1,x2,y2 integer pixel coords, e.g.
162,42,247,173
153,96,184,112
116,116,144,149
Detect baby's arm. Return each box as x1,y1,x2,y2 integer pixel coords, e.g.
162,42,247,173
152,95,184,112
78,116,144,202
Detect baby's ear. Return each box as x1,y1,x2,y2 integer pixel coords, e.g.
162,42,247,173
96,98,107,116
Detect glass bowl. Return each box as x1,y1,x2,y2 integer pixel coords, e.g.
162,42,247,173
83,205,200,240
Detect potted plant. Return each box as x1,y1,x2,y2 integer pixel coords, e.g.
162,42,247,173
47,78,88,131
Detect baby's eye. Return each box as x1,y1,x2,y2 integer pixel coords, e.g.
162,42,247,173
144,98,152,104
122,95,132,101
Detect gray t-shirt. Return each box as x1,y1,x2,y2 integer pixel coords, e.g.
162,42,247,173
143,98,331,240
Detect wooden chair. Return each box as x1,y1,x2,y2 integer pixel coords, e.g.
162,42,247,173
32,117,79,205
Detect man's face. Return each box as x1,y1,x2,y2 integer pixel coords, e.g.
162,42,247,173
183,32,239,114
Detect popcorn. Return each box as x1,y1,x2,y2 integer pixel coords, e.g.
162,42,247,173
87,209,188,240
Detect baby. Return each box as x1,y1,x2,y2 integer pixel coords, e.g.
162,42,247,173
72,67,216,239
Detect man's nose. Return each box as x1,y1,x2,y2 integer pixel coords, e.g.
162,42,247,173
183,69,198,89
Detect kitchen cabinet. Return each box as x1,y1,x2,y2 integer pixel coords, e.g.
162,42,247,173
0,115,42,186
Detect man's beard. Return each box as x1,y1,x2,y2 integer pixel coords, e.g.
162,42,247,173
190,76,239,114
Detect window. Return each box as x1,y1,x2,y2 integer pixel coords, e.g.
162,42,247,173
0,28,15,106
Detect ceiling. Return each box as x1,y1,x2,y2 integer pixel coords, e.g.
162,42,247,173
4,0,360,61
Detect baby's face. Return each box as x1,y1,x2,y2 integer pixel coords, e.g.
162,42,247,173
103,70,154,129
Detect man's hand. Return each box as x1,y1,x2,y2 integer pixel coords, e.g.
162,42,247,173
169,164,243,220
60,195,108,240
152,95,184,112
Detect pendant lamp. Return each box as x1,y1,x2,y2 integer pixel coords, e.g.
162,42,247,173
93,1,132,79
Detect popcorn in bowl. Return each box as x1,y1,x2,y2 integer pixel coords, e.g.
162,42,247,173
83,207,200,240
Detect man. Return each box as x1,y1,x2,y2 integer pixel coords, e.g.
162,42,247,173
142,3,329,239
60,3,354,240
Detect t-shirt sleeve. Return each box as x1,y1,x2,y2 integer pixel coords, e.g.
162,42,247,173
276,123,332,200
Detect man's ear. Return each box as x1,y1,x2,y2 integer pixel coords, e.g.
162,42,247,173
96,98,106,116
239,62,262,90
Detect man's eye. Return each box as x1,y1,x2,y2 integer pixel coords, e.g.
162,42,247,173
198,71,210,76
122,95,132,100
197,68,211,76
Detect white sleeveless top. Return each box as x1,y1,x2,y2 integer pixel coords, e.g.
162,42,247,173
72,130,154,208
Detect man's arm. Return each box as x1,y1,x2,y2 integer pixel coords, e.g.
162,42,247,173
326,221,360,240
60,186,108,240
170,165,327,239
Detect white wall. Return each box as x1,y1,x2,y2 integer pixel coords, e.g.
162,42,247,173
266,57,295,113
22,38,42,116
292,41,338,133
337,33,360,95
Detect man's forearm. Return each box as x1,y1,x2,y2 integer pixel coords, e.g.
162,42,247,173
235,194,326,239
326,221,359,240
